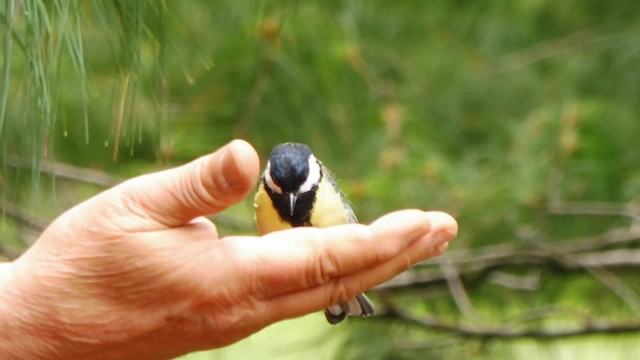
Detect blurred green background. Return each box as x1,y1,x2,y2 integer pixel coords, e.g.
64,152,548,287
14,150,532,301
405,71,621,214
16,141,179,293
3,0,640,359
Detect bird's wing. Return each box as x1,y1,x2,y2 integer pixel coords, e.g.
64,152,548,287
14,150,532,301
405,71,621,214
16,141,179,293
321,164,358,224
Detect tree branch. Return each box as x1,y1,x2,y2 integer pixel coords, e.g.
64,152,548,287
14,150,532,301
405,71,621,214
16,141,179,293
437,255,478,320
4,154,122,187
376,229,640,291
1,200,48,233
383,307,640,340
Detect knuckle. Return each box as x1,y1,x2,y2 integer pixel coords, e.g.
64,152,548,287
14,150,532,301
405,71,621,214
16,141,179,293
317,251,340,284
399,253,414,272
373,241,404,265
304,229,341,287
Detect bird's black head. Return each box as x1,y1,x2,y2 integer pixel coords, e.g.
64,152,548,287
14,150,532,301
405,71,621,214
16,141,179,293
267,142,313,193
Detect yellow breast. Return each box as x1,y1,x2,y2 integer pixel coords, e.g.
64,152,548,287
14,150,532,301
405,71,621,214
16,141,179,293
254,182,293,235
254,176,352,235
309,176,351,227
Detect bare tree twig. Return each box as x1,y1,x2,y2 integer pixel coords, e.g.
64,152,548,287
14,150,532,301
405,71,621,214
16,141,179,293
503,306,589,326
376,245,640,291
548,200,640,218
432,226,640,268
437,255,478,320
582,264,640,315
487,270,540,291
1,200,48,232
393,337,464,351
540,240,640,315
4,156,258,234
383,306,640,340
4,154,122,187
377,108,640,341
0,200,46,259
573,249,640,266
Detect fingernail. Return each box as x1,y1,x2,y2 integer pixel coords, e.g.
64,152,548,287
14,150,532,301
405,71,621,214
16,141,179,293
432,229,456,249
225,139,259,188
436,241,449,254
222,140,254,190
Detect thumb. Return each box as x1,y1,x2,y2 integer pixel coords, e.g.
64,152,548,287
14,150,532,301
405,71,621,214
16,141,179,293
93,140,260,229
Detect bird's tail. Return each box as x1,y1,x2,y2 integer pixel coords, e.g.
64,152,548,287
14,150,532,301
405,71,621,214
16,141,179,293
324,293,375,325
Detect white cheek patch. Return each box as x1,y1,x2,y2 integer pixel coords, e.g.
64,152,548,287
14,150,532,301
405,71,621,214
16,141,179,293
299,155,321,193
264,161,283,194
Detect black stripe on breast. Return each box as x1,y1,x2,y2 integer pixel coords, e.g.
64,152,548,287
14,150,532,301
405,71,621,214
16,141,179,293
264,178,318,227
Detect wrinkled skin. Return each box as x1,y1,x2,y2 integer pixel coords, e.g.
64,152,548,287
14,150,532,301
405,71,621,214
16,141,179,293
0,140,457,360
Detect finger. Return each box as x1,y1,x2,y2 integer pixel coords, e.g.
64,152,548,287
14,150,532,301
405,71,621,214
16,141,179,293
249,210,457,299
267,211,457,320
110,140,259,228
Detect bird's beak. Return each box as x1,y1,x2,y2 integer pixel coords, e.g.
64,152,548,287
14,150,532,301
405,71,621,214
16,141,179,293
288,193,298,216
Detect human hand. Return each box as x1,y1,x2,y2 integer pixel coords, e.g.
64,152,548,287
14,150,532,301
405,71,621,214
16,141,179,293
0,140,457,360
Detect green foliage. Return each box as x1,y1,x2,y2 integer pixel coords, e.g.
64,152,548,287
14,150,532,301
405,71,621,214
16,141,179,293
3,0,640,359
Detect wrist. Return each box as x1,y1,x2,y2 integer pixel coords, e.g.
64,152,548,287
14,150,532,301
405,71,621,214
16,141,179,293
0,254,197,360
0,261,38,358
0,259,78,359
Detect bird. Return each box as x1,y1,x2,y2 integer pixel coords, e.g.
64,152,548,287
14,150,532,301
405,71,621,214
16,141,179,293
254,142,375,324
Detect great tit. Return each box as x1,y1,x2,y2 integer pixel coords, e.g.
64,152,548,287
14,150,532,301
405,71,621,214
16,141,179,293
254,142,375,324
